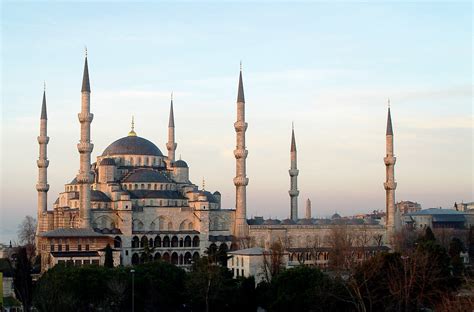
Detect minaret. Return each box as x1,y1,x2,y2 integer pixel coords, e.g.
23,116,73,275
166,93,177,163
289,124,299,221
233,64,249,238
384,100,397,235
305,198,312,219
36,85,50,234
77,51,94,228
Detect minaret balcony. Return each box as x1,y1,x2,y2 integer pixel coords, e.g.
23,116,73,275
384,181,397,190
233,176,249,186
36,183,50,192
233,149,248,159
289,169,299,176
234,121,248,132
78,112,94,123
37,159,49,168
77,142,94,153
384,156,396,166
37,136,50,144
289,190,299,196
166,142,177,150
76,172,93,184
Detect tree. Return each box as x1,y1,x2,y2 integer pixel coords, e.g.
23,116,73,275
423,226,436,242
11,247,33,311
104,244,114,268
262,241,285,283
448,237,465,276
17,215,37,261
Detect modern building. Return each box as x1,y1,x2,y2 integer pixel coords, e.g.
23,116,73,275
403,208,467,229
396,201,422,215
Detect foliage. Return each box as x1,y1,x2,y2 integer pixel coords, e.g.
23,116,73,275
257,266,352,312
12,247,33,311
17,215,36,246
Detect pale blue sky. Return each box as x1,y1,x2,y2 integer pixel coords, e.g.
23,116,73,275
1,1,472,243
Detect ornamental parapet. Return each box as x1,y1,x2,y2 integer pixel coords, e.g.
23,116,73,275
233,176,249,186
289,169,299,176
384,156,396,166
288,190,299,196
76,172,93,184
78,112,94,123
37,159,49,168
233,149,248,159
36,183,50,192
234,121,248,132
166,142,177,150
77,142,94,153
37,136,50,144
384,181,397,190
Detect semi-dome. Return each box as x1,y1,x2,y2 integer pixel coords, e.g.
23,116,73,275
102,136,163,157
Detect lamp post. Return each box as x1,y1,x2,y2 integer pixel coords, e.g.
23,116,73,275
130,269,135,312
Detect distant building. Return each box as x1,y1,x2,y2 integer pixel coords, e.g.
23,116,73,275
403,208,467,229
397,201,421,215
454,201,474,212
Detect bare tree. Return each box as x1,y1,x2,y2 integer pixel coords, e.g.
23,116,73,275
261,241,285,282
326,225,354,272
17,215,37,262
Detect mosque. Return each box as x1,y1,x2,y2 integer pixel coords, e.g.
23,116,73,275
35,54,398,271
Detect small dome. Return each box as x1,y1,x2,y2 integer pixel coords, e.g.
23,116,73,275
298,219,314,225
102,136,163,157
174,160,188,168
263,219,281,225
100,158,116,166
281,218,296,225
213,191,221,195
331,213,342,220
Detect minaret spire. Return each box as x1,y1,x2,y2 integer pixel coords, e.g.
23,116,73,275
384,101,398,238
166,92,177,163
289,124,299,221
234,63,249,239
77,52,94,228
36,86,50,234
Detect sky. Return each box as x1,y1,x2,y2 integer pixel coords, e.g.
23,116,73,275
1,1,472,243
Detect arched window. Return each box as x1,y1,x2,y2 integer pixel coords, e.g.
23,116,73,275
114,236,122,248
179,238,184,247
132,236,140,248
130,157,134,166
123,184,128,190
154,252,161,261
154,184,157,190
171,236,179,247
141,236,148,248
134,184,138,190
171,252,179,265
184,236,191,247
147,184,151,190
154,236,161,247
192,252,200,262
132,253,139,265
163,236,170,247
184,252,192,265
192,236,200,247
149,238,154,248
163,252,170,263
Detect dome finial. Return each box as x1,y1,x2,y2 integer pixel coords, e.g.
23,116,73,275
128,115,137,136
202,177,206,191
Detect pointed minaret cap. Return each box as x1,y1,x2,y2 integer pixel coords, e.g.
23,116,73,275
81,49,91,92
291,123,297,152
41,84,47,120
128,116,137,136
237,62,245,103
386,99,393,135
169,92,175,128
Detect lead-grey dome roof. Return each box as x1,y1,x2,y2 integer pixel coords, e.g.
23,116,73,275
174,160,188,168
122,169,171,183
102,136,163,157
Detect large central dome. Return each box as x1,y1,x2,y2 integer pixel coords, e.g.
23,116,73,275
102,136,163,156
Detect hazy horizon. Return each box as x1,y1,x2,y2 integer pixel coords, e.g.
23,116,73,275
1,1,472,243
